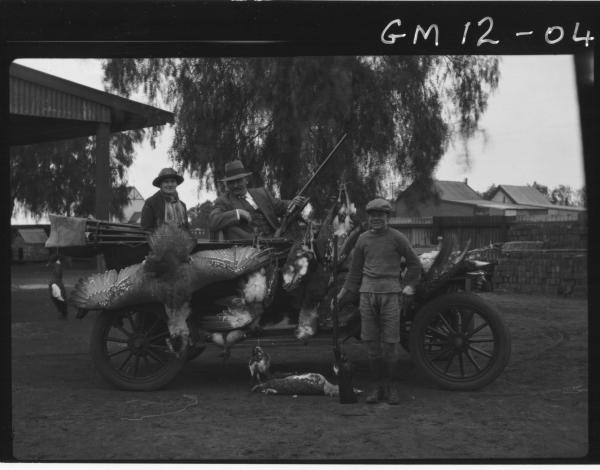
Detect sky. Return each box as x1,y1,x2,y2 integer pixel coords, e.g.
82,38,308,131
12,55,586,223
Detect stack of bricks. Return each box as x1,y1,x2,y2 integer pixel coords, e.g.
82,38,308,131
493,244,587,297
507,220,587,249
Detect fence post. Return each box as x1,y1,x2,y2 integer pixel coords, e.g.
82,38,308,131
431,216,440,245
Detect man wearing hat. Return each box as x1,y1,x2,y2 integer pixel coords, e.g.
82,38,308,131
209,160,307,240
337,197,421,405
141,168,190,231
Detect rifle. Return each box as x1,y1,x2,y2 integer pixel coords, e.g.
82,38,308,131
331,235,357,404
275,133,348,237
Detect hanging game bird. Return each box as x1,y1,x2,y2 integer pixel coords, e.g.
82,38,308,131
209,329,247,359
48,253,68,320
70,224,274,354
332,184,357,239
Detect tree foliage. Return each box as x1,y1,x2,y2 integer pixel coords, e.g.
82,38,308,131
10,131,141,220
188,200,214,229
549,184,575,206
103,56,499,214
480,184,498,200
531,181,586,207
529,181,550,198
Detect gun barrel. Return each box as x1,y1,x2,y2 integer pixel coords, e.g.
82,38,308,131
296,133,348,198
276,133,348,237
331,235,340,350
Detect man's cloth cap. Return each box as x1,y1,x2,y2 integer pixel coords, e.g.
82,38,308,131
153,168,184,187
220,160,253,182
366,198,392,214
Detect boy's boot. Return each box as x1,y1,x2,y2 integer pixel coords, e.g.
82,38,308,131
365,359,385,404
386,360,402,405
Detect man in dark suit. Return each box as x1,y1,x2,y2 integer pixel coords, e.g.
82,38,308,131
209,160,307,240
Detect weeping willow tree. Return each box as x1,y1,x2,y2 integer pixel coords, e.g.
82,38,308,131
104,56,499,214
10,131,142,220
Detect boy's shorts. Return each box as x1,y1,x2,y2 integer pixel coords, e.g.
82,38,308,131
359,292,401,343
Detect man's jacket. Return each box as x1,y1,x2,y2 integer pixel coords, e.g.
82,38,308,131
209,187,288,240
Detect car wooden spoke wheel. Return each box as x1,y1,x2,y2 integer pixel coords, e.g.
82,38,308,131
90,306,188,391
409,292,511,391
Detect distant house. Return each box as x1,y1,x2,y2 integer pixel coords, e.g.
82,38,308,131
489,185,586,218
11,227,49,262
128,211,142,225
112,186,145,224
394,180,547,218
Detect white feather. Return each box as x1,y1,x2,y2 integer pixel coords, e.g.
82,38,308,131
300,202,314,222
296,257,309,277
225,329,245,346
218,307,253,328
50,283,64,302
419,251,439,272
211,332,225,346
241,268,267,303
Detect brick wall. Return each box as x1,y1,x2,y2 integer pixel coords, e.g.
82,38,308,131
507,220,587,249
492,248,587,298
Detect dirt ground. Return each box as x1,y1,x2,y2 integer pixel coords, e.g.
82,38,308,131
9,262,589,461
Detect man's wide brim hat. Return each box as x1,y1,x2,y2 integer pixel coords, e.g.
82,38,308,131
220,160,253,182
153,168,184,187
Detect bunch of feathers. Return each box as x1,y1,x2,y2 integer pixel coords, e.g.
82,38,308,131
332,189,357,239
416,238,473,298
144,225,196,279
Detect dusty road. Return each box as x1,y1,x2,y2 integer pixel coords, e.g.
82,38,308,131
9,263,588,461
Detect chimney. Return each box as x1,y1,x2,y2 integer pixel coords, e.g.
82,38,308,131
464,177,468,185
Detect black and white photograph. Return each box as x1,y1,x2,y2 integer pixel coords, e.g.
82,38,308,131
4,2,595,463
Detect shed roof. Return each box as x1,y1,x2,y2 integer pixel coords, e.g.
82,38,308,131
493,185,551,206
492,185,586,211
9,63,174,145
17,228,48,244
396,179,484,203
434,180,483,201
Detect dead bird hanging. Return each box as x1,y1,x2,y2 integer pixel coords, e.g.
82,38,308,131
71,224,274,355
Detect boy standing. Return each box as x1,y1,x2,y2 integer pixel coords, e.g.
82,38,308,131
337,198,421,404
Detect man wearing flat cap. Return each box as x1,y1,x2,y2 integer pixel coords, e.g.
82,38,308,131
209,160,307,240
141,168,190,231
338,197,421,405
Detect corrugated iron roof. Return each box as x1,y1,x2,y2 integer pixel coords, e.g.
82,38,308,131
495,185,551,205
434,180,483,201
9,63,174,145
17,228,48,244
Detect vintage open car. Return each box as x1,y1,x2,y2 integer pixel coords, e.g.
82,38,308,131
46,210,511,393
